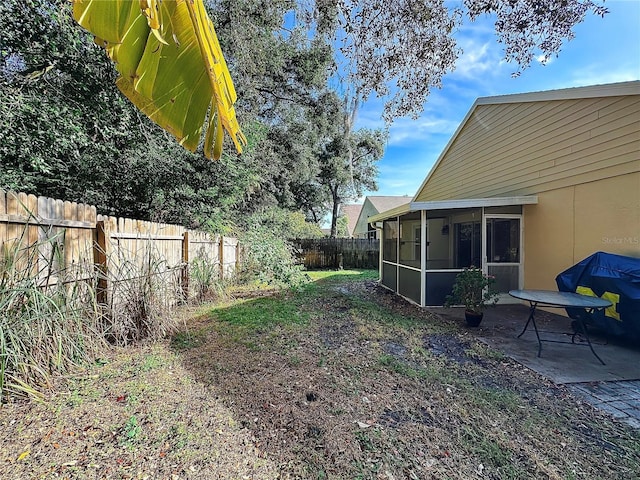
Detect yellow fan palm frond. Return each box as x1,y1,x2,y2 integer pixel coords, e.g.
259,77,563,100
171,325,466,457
72,0,246,159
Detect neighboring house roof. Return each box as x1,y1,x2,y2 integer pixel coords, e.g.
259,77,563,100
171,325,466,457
340,203,363,237
354,196,411,236
367,196,412,213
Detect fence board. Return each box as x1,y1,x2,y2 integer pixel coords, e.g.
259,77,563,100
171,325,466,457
294,238,379,270
37,195,52,282
2,190,238,315
26,194,39,276
6,192,19,247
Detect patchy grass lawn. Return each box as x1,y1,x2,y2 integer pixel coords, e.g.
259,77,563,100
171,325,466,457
1,270,638,479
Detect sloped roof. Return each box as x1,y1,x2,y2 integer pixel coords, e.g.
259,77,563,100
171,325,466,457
367,196,411,213
413,81,640,202
340,203,363,236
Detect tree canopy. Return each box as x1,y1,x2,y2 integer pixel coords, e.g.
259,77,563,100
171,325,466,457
308,0,607,122
0,0,608,235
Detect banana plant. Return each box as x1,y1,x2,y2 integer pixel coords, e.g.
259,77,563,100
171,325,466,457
72,0,246,160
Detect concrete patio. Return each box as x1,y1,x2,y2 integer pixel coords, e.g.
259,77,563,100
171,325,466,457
436,304,640,429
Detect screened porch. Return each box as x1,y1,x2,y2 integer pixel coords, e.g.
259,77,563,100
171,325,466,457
375,197,538,306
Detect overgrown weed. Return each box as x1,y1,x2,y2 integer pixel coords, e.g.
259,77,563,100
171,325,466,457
98,244,180,345
0,228,102,402
190,254,226,302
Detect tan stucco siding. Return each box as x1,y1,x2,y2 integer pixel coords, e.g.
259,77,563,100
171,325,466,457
573,173,640,260
524,172,640,291
415,95,640,202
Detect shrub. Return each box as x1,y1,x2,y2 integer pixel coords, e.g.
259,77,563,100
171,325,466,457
238,208,313,289
444,267,499,313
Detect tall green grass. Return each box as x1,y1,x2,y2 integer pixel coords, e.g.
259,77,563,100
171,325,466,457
190,255,226,302
0,227,188,400
0,230,102,401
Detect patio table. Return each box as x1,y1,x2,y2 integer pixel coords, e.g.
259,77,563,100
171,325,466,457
508,290,612,365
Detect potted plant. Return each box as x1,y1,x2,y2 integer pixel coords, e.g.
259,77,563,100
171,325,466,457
444,267,499,326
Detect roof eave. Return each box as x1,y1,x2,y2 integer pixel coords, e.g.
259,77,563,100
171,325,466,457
368,195,538,223
411,195,538,211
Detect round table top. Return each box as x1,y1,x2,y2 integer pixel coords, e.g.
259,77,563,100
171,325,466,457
508,289,612,308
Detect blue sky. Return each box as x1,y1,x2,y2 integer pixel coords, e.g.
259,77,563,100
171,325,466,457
355,0,640,200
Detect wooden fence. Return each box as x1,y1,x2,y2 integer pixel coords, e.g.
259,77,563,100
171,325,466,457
0,189,239,309
294,238,379,270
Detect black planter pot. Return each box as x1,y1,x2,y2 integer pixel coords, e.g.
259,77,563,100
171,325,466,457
464,310,483,327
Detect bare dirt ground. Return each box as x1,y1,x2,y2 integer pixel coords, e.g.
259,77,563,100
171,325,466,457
1,271,639,479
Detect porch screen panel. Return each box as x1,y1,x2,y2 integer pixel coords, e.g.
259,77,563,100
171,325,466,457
383,219,398,262
488,265,519,293
454,222,481,268
399,212,421,268
425,271,461,306
398,267,420,304
486,218,520,263
426,217,451,269
382,262,397,290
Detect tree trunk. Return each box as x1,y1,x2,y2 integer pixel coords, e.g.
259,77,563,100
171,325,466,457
344,95,360,185
309,208,319,225
329,186,340,238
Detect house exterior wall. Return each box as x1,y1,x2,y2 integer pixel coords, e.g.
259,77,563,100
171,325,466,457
415,95,639,202
370,84,640,308
412,90,639,292
353,199,379,238
524,172,640,291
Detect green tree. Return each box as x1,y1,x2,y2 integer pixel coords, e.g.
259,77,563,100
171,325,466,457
318,126,384,238
1,0,332,231
0,0,139,196
208,0,336,221
336,215,349,238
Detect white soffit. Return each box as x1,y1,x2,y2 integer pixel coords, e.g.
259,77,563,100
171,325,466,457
369,195,538,222
410,195,539,211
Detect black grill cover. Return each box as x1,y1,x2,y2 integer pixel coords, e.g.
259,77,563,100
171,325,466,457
556,252,640,343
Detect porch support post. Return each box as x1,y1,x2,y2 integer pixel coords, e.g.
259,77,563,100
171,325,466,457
481,207,487,273
420,210,426,307
396,216,400,293
378,224,383,281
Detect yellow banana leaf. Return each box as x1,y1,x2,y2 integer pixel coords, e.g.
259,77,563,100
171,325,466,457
72,0,246,159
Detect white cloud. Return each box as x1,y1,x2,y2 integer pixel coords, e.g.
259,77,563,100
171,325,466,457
388,116,459,146
536,54,554,65
451,40,496,79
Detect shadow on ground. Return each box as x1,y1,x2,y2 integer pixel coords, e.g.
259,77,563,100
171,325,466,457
435,304,640,384
437,304,640,429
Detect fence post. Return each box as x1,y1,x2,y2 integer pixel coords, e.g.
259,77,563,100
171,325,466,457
95,220,108,306
219,235,224,280
235,240,241,275
182,231,189,300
